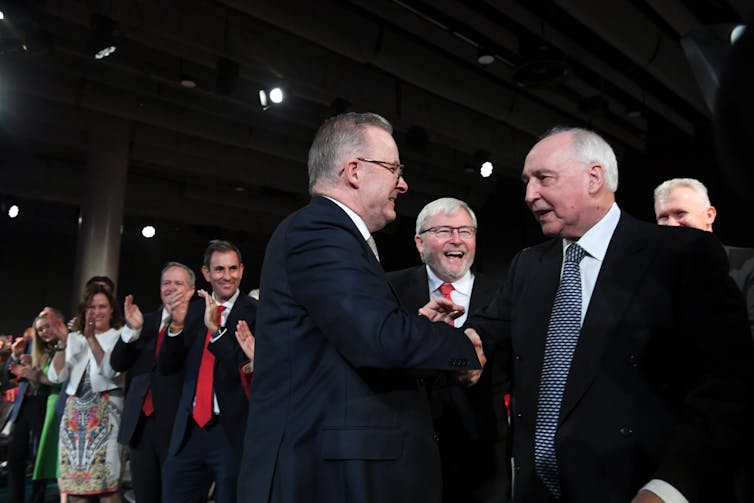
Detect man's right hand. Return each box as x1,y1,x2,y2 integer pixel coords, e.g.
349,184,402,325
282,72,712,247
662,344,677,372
124,294,144,331
418,297,465,324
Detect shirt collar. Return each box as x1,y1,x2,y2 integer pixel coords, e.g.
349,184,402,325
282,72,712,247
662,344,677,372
160,308,171,327
562,202,621,260
322,195,372,241
426,266,474,296
212,288,240,310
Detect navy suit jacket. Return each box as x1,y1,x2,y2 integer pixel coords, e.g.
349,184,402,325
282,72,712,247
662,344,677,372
238,196,482,503
160,294,257,459
470,212,754,503
110,309,184,447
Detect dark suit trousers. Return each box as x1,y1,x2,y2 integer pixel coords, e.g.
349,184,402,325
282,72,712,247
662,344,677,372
130,413,170,503
162,419,238,503
7,395,46,503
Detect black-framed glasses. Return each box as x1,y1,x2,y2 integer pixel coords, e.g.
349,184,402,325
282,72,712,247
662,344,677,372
357,157,405,180
418,226,477,239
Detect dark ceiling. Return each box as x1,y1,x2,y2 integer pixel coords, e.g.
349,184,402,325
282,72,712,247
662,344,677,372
1,0,752,261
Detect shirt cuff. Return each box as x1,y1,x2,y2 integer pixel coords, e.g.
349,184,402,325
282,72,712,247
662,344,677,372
209,327,227,344
642,479,689,503
120,325,142,343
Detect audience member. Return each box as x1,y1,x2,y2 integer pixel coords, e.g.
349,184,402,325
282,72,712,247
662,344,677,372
467,127,753,502
238,112,484,503
653,177,754,339
110,262,196,503
388,197,509,503
48,284,126,503
159,240,257,503
3,327,46,503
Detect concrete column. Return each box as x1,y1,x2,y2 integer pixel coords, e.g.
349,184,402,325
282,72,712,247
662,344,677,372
71,131,129,310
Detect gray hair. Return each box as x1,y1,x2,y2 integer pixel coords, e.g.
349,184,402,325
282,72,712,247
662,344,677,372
653,178,711,206
161,261,196,287
542,126,619,192
415,197,478,235
308,112,393,194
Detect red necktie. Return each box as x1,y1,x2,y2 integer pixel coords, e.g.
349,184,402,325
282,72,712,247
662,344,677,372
193,305,225,427
142,323,167,416
439,283,455,326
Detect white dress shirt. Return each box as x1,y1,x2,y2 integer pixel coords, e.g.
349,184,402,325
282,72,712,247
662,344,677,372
426,267,475,326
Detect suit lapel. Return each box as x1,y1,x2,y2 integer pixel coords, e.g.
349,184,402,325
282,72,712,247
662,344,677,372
518,241,562,416
559,215,658,422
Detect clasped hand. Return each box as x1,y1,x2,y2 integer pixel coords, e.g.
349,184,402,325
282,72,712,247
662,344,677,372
418,297,486,386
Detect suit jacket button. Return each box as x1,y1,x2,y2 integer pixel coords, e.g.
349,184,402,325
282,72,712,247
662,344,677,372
416,378,425,386
432,433,439,442
514,354,521,360
619,426,633,437
516,412,523,419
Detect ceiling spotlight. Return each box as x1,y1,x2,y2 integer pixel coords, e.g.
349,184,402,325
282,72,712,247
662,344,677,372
89,14,117,60
477,47,495,65
141,225,156,238
0,11,5,21
259,87,285,110
8,204,19,218
480,161,494,178
269,87,284,104
730,24,746,45
180,75,197,88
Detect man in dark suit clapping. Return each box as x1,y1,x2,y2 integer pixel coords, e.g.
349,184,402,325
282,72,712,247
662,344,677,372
111,261,195,503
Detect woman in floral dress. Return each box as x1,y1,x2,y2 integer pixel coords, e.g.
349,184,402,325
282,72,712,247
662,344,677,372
48,284,125,503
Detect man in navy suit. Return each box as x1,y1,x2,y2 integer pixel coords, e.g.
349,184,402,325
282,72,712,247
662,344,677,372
3,327,46,503
238,112,485,503
467,127,754,502
160,240,256,503
387,197,509,503
111,261,196,503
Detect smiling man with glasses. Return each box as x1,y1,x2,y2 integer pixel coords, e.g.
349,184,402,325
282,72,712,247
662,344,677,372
388,197,511,503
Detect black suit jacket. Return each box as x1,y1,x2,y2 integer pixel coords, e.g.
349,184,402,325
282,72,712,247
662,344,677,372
160,294,257,459
110,309,184,447
238,196,482,503
470,212,754,502
388,266,510,502
387,266,507,442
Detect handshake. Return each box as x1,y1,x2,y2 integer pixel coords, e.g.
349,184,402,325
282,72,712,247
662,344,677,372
419,297,486,386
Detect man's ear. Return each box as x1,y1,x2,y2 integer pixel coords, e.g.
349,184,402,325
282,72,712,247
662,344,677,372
342,159,361,188
587,164,605,194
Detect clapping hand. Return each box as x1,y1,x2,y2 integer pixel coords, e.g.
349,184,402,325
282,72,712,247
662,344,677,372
124,295,144,331
235,320,255,373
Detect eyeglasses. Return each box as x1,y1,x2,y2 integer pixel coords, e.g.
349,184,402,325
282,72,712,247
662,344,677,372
418,226,477,239
357,157,405,180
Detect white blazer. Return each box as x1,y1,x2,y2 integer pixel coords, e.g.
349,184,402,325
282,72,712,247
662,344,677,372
48,327,125,395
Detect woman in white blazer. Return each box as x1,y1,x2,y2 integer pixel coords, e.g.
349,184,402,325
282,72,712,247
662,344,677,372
48,283,125,503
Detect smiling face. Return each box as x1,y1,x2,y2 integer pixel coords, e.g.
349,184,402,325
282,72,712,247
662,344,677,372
160,265,195,306
415,208,477,282
356,126,408,232
34,317,56,343
202,250,244,303
86,293,114,333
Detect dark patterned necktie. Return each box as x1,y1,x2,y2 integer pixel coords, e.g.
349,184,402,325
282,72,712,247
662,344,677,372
534,243,587,498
